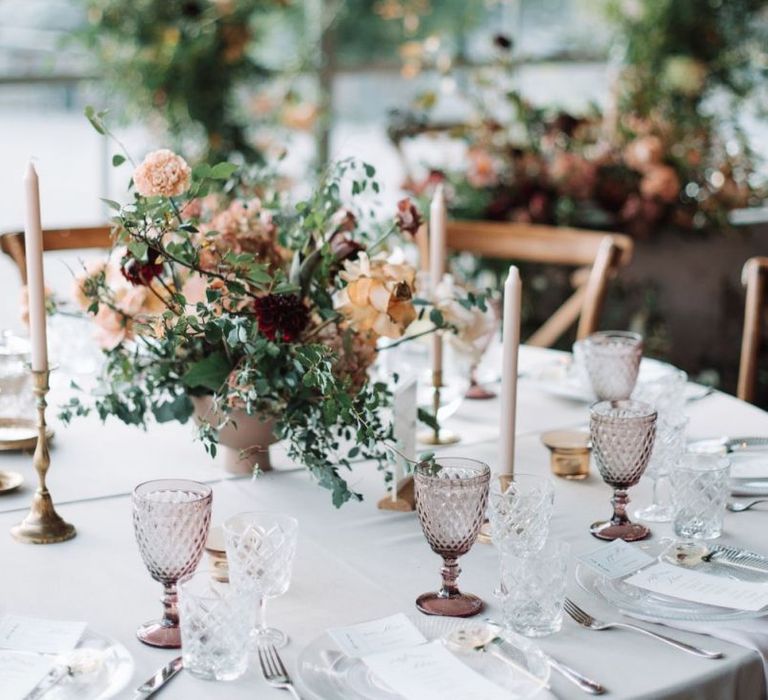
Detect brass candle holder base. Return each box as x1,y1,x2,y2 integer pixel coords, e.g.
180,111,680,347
418,429,460,445
419,371,461,445
11,368,75,545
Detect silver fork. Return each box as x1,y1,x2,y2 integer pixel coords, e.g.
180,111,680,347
564,599,723,659
727,499,768,512
258,645,302,699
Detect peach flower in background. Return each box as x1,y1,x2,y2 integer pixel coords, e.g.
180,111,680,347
133,149,192,197
334,252,417,338
640,164,680,203
467,147,499,188
281,102,318,131
624,135,664,173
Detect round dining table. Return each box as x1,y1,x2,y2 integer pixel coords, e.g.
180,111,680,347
1,345,767,700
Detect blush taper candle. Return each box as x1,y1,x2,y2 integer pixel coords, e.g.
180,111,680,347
499,266,521,474
24,162,48,372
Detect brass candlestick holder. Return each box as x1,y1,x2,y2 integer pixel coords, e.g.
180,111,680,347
418,370,460,445
11,369,76,544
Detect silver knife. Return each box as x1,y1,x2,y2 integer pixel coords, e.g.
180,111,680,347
132,657,183,699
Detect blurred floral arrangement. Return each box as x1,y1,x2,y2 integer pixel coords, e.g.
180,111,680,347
79,0,309,163
390,0,767,238
60,111,488,507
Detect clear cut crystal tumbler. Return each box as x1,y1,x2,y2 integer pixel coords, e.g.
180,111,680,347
590,400,656,541
132,479,213,648
178,569,251,681
414,457,490,617
671,454,731,540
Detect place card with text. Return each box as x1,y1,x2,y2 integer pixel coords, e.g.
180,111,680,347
625,562,768,611
577,539,655,579
363,641,514,700
0,651,55,700
328,613,427,658
0,615,87,655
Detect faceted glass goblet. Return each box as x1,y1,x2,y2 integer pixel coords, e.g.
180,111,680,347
132,479,213,648
583,331,643,401
590,400,657,541
488,473,555,555
414,457,490,617
223,512,298,649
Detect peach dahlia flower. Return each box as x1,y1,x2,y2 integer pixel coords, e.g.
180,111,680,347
133,149,192,198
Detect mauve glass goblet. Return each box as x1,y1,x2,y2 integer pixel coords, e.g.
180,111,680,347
583,331,643,401
590,400,657,542
414,457,490,617
132,479,213,648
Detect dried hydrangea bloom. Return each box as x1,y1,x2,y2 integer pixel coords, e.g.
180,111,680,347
133,149,192,198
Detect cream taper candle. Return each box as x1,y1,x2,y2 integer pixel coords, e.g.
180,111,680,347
499,266,521,474
429,184,446,377
23,162,48,372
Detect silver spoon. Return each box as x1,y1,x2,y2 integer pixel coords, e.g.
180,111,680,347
728,499,768,512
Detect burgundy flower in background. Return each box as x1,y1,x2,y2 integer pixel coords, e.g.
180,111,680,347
120,248,164,286
394,197,423,237
253,293,310,342
493,34,513,51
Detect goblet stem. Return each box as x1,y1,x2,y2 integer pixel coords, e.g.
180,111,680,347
258,596,269,634
161,582,179,628
610,488,631,527
439,556,461,597
651,476,661,507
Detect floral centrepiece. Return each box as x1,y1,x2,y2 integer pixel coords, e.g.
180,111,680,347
63,130,485,507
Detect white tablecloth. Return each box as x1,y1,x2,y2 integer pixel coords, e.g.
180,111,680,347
1,346,767,699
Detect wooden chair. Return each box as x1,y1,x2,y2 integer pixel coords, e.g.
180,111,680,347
737,257,768,403
416,220,634,347
1,226,113,284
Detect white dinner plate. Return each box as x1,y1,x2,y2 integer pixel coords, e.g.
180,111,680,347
522,356,709,404
296,616,549,700
28,628,133,700
576,540,768,623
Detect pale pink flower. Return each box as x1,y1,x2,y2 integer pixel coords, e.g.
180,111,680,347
624,136,664,173
133,149,192,198
549,152,596,200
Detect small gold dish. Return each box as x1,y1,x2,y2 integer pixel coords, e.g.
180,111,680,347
205,526,229,582
0,417,54,452
541,430,591,480
0,470,24,494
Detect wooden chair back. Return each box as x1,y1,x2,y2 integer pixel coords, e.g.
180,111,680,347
1,226,113,284
416,219,633,347
738,256,768,403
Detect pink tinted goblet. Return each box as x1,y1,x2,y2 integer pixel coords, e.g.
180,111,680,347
590,400,657,541
132,479,213,648
414,457,490,617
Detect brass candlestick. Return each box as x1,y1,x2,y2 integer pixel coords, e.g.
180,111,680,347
418,369,460,445
11,369,76,544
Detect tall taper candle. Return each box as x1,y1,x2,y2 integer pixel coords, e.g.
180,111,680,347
499,266,521,474
24,162,48,372
429,184,446,376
